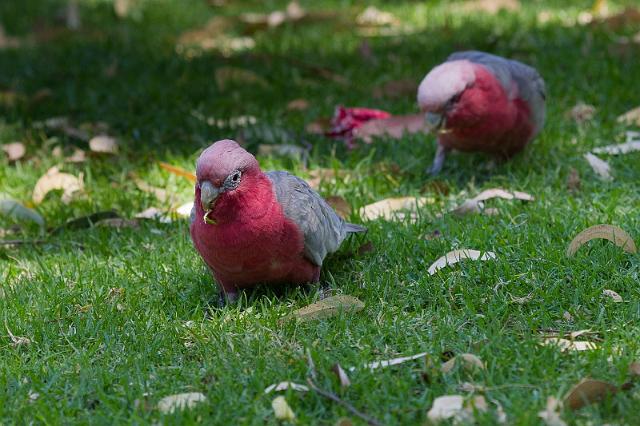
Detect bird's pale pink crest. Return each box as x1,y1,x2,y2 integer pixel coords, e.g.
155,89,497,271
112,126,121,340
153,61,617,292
417,60,476,112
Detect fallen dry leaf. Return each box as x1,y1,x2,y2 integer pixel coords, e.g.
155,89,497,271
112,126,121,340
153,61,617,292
332,364,351,388
286,99,309,111
264,382,309,394
305,168,344,190
372,78,416,100
428,249,497,276
96,218,140,229
629,362,640,377
592,140,640,155
157,392,206,414
538,396,567,426
325,196,351,219
305,118,331,135
6,324,32,347
356,6,399,27
427,395,489,423
566,224,637,256
159,162,197,183
32,167,84,204
36,117,90,141
272,396,295,421
289,295,364,322
440,353,485,374
541,338,598,352
2,142,26,161
359,196,433,221
563,311,574,322
89,135,118,154
566,167,581,192
618,106,640,126
66,148,87,163
593,6,640,30
353,352,428,372
215,67,268,90
563,378,618,411
135,207,172,223
584,153,612,180
134,178,172,204
175,202,194,218
0,197,45,228
510,293,533,304
602,289,623,303
354,114,429,143
452,188,534,216
566,102,596,123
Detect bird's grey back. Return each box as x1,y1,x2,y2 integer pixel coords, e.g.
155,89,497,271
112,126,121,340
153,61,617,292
266,171,360,266
448,51,546,135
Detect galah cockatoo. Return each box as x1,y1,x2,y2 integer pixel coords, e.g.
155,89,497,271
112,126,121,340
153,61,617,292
417,51,546,174
190,139,366,302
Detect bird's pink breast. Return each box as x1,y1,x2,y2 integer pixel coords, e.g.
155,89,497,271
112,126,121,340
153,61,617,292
440,66,534,157
190,175,319,292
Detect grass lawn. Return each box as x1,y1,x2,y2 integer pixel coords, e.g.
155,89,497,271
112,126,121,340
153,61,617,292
2,0,640,424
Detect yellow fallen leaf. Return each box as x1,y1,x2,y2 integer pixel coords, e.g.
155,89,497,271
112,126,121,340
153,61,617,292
602,289,623,302
452,188,533,216
272,396,295,421
428,249,496,275
563,378,617,411
359,196,433,221
566,224,636,256
440,353,485,373
541,338,597,352
290,295,364,322
617,106,640,126
32,167,84,204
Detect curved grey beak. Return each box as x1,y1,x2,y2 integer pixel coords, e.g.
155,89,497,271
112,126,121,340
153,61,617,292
425,112,445,131
200,181,220,212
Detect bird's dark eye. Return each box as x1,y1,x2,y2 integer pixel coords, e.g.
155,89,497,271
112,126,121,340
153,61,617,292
232,172,240,182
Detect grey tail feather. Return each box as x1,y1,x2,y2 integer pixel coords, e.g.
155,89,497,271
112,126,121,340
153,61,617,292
345,223,367,233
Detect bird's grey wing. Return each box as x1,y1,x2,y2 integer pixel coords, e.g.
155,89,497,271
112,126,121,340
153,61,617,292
266,171,350,266
448,50,546,134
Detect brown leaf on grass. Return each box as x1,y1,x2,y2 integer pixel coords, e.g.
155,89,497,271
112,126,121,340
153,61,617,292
134,178,172,204
286,99,309,111
592,6,640,30
356,6,400,27
325,196,351,219
306,117,331,135
460,0,521,14
305,168,345,189
134,207,172,223
566,102,596,123
566,167,581,192
428,249,497,276
2,142,26,161
372,79,416,100
618,106,640,126
563,378,618,410
566,224,637,256
354,114,429,143
215,67,268,91
67,149,87,163
264,382,309,394
602,289,623,303
289,295,364,322
89,135,118,154
332,364,351,388
32,167,84,204
272,396,295,421
359,196,434,221
541,338,598,352
440,353,485,374
629,362,640,377
427,395,489,423
451,188,533,216
584,153,612,180
157,392,207,414
114,0,133,18
356,241,375,256
538,397,567,426
159,162,197,183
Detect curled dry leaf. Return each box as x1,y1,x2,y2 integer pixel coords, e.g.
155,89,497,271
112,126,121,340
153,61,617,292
67,149,87,163
541,338,597,352
566,102,596,123
0,197,45,227
158,162,197,183
563,378,618,411
6,324,32,347
354,114,429,144
272,396,295,421
538,396,566,426
289,295,364,322
325,196,351,219
264,382,309,394
602,289,623,303
584,153,612,180
592,141,640,155
157,392,207,414
440,353,485,374
2,142,26,161
352,352,428,372
428,249,496,276
331,364,351,388
215,67,268,90
359,196,433,221
427,395,489,424
566,224,637,256
89,135,118,154
618,106,640,126
32,167,84,204
452,188,533,216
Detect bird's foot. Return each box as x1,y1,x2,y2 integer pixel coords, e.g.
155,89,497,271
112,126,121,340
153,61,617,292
216,290,239,307
427,144,448,175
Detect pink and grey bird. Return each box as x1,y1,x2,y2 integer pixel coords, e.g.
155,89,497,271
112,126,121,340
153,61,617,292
190,139,365,302
417,51,546,174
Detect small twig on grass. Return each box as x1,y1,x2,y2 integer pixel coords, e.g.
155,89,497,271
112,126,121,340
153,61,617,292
305,349,383,426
